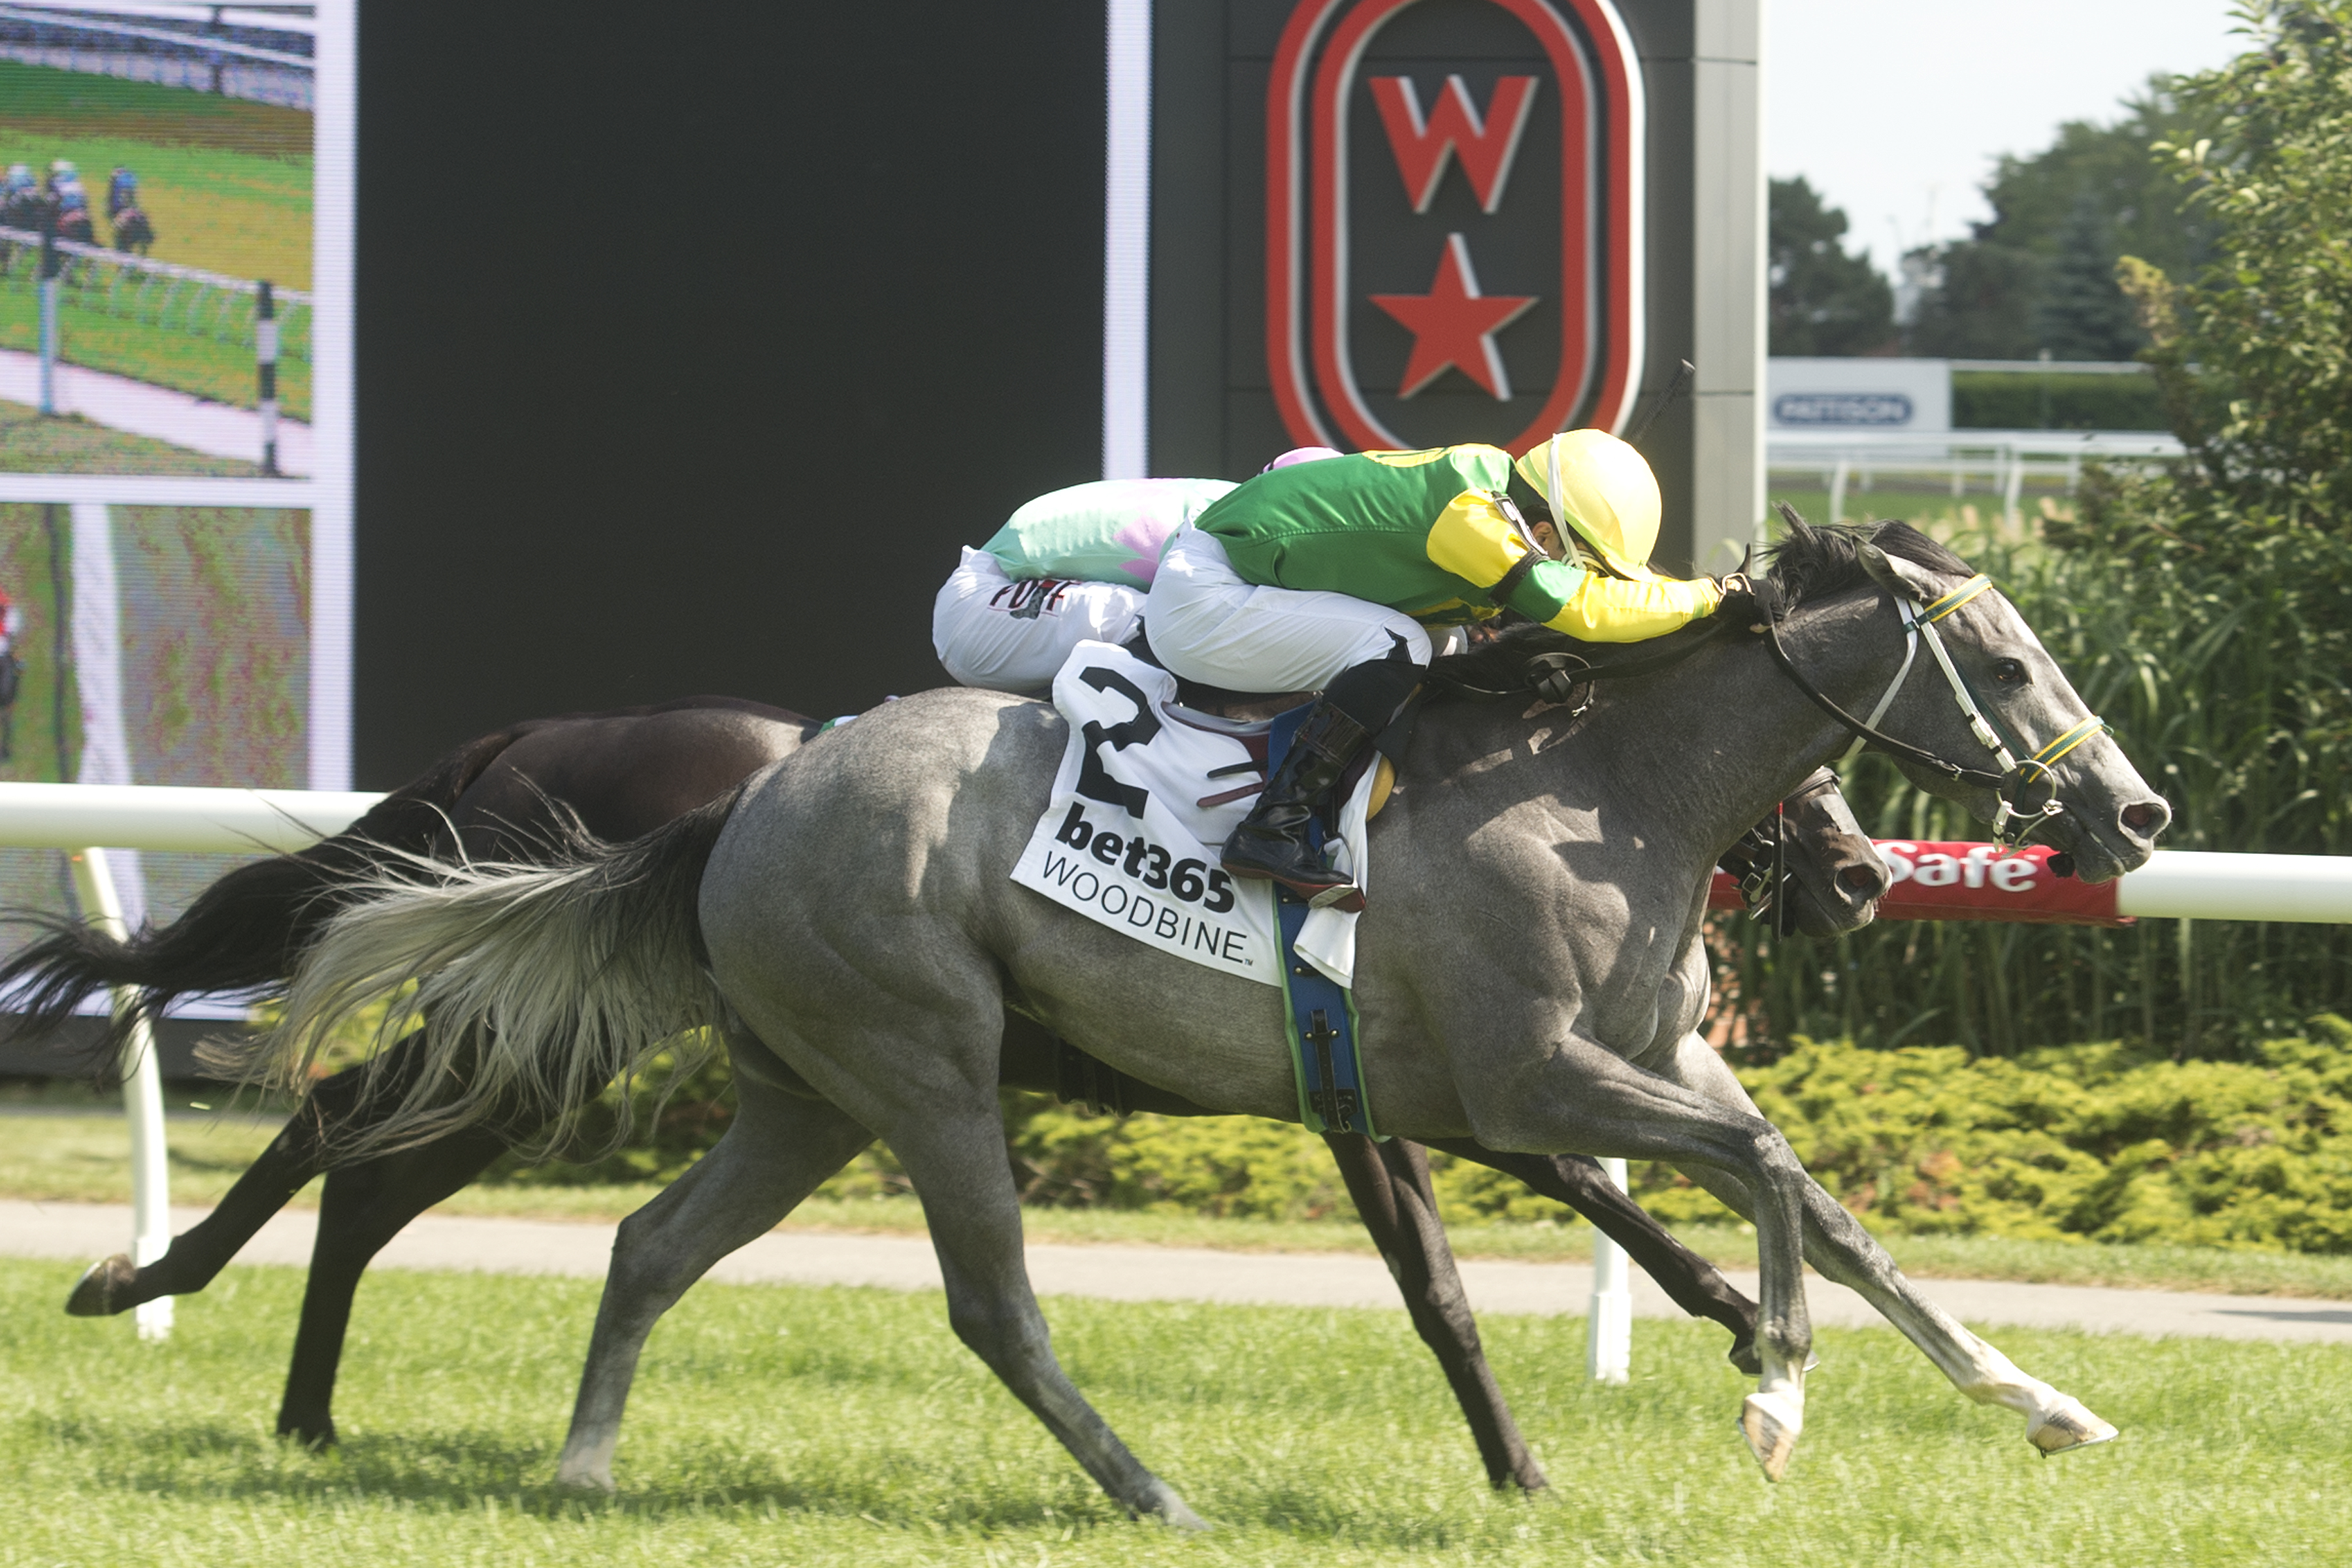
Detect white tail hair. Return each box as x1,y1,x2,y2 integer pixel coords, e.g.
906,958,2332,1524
211,793,737,1163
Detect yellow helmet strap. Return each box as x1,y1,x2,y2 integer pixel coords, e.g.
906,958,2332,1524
1544,437,1565,548
1543,433,1633,578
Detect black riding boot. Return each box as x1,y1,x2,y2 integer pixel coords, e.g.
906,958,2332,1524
1220,696,1377,909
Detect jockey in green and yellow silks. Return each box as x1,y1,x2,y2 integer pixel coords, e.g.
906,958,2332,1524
1144,430,1724,908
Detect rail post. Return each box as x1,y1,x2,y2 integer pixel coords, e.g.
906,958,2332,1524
64,846,173,1341
256,281,280,476
1586,1156,1632,1382
37,203,59,416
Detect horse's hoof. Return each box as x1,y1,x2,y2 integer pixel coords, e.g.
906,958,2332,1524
278,1418,337,1451
1739,1390,1804,1482
2027,1396,2118,1456
555,1461,617,1494
1143,1486,1211,1532
65,1254,137,1316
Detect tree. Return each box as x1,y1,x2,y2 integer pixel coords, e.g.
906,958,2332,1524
1906,82,2212,358
1742,5,2352,1054
2035,193,2143,359
1905,242,2042,359
2121,1,2352,521
1767,176,1895,355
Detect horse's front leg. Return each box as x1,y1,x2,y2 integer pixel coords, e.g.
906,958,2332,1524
1422,1139,1762,1369
1324,1134,1546,1492
1654,1034,2119,1457
1453,1028,1814,1480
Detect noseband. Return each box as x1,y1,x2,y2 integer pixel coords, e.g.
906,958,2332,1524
1759,572,2107,849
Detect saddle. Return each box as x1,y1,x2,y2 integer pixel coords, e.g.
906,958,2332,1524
1126,629,1403,819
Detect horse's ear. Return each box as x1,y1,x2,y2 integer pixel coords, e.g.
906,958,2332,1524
1856,542,1940,604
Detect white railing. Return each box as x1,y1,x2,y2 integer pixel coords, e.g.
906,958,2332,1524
0,783,380,1339
0,223,314,308
5,785,2346,1365
1767,428,2186,526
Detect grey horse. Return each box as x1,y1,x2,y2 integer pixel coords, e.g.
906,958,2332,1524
247,521,2168,1520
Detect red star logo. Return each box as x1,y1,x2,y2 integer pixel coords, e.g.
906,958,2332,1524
1369,233,1537,400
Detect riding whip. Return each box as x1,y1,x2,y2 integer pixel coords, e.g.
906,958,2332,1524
1622,359,1695,449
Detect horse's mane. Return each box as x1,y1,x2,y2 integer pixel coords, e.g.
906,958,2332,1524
1760,517,1972,609
1427,517,1974,694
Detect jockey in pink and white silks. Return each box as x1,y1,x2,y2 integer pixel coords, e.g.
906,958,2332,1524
1147,430,1728,909
934,450,1348,696
932,476,1239,696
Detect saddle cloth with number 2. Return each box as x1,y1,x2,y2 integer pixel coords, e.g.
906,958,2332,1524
1009,642,1375,989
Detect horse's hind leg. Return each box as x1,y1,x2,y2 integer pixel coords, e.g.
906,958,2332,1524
65,1105,325,1316
65,1047,425,1318
554,1073,874,1491
275,1122,517,1447
1326,1134,1546,1493
885,1107,1208,1529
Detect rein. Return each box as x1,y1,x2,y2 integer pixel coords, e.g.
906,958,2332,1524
1758,570,2108,849
1431,615,1735,705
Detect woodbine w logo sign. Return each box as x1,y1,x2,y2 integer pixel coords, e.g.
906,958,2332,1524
1266,0,1646,454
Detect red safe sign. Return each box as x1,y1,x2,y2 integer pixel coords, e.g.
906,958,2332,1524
1708,842,2131,926
1266,0,1645,455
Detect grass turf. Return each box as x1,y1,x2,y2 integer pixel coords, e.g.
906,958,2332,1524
14,1104,2352,1300
0,60,312,284
1760,483,2073,531
1,1255,2342,1565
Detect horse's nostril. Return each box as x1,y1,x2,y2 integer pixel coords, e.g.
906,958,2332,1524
2120,801,2164,834
1835,865,1887,900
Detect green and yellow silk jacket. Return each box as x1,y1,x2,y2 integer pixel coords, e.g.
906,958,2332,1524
1193,444,1721,642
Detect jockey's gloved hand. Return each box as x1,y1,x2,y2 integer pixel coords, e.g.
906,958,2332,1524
1714,572,1783,629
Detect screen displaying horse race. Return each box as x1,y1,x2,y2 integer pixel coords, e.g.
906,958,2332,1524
0,2,348,951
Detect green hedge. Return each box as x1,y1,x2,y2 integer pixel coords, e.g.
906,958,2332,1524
1951,369,2167,431
1630,1021,2352,1252
482,1017,2352,1255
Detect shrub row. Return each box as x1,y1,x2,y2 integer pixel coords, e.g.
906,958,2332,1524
1629,1019,2352,1254
482,1008,2352,1254
1951,370,2167,431
763,1019,2352,1254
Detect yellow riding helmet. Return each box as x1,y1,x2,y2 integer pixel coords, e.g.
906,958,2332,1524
1511,429,1662,582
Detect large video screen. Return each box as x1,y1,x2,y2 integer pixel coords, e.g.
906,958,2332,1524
0,1,350,973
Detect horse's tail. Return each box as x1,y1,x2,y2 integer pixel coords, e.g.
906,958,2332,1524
208,787,743,1164
0,730,514,1075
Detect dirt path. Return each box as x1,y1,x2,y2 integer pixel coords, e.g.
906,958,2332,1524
0,347,312,474
8,1199,2349,1344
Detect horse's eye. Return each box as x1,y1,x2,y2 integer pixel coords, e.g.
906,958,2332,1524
1991,657,2027,686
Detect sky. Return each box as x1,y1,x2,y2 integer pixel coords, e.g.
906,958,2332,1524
1767,0,2250,270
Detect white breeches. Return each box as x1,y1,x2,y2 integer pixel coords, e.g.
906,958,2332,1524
1143,526,1433,693
932,547,1149,696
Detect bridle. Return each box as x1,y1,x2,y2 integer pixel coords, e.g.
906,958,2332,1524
1718,766,1842,935
1757,569,2108,849
1428,547,2105,853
